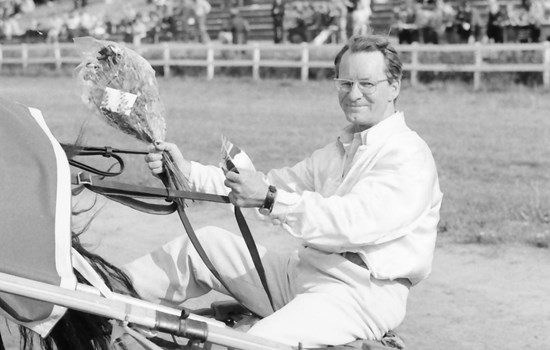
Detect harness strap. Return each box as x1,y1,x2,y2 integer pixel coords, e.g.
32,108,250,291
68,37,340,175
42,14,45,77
234,207,275,312
72,172,275,314
72,172,229,203
62,143,147,178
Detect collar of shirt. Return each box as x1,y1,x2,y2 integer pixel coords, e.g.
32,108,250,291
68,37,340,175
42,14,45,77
337,111,405,149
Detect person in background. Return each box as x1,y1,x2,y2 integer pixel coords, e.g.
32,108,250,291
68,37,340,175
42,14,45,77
486,0,505,43
352,0,371,36
344,0,357,38
330,0,348,43
393,0,418,44
526,0,544,42
229,8,249,44
454,0,482,43
193,0,211,43
126,34,443,348
46,13,64,43
131,12,148,45
271,0,285,43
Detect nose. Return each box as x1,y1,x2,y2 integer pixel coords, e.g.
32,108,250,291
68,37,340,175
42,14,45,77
347,82,363,100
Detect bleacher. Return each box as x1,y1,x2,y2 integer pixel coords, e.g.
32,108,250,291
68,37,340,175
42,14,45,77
206,0,548,43
206,0,275,41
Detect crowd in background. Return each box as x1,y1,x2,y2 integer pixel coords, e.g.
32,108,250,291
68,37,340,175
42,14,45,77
0,0,213,44
393,0,550,44
1,0,549,44
280,0,372,44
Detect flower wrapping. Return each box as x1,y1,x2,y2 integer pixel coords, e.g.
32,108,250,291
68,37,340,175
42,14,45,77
74,37,190,193
74,36,166,144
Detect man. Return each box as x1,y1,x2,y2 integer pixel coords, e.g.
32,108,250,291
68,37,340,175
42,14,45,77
229,8,250,44
271,0,285,43
193,0,211,43
125,35,442,348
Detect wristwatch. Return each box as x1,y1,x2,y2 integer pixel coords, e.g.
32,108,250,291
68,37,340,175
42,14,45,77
259,185,277,216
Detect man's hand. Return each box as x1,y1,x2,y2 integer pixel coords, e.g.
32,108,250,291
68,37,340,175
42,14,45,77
224,169,267,208
145,141,191,179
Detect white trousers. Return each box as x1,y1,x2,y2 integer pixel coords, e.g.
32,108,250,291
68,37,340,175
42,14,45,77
123,226,409,348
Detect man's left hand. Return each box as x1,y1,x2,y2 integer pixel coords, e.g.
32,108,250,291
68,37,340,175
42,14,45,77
224,169,267,208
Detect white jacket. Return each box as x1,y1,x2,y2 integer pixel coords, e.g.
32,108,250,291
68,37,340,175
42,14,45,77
189,112,442,286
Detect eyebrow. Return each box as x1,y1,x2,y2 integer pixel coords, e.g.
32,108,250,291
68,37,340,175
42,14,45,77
338,78,380,81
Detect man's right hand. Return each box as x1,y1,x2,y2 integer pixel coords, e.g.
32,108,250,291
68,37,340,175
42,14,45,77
145,141,190,179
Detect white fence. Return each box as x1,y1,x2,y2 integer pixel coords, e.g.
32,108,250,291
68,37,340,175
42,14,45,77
1,41,549,90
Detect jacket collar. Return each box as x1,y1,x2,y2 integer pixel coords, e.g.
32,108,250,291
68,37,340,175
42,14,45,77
337,111,406,148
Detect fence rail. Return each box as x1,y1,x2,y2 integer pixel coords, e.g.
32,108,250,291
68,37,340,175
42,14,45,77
1,41,549,90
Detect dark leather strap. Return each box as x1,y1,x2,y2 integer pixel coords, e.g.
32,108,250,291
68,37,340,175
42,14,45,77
104,194,177,215
72,173,229,204
62,143,148,178
234,206,275,311
72,172,275,314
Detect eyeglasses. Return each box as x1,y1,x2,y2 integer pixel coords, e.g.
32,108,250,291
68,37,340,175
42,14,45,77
334,78,388,95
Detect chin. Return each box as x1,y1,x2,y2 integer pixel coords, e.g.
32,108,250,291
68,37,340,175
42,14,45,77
346,113,368,125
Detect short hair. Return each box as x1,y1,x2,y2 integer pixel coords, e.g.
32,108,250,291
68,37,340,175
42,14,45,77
334,35,403,84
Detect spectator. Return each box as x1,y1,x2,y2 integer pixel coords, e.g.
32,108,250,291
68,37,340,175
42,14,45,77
393,0,418,44
172,0,195,42
486,0,505,43
510,0,540,42
229,8,249,44
20,0,35,13
146,10,164,43
344,0,357,38
330,0,348,43
74,0,87,9
435,0,456,43
454,0,482,43
193,0,211,43
64,9,81,41
417,3,441,44
271,0,285,43
132,12,148,45
46,13,64,43
1,1,24,41
352,0,371,36
527,0,544,42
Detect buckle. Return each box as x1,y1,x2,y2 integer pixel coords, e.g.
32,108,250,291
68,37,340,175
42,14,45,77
76,172,93,185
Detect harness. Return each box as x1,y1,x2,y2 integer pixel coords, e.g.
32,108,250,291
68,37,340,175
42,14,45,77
65,144,276,315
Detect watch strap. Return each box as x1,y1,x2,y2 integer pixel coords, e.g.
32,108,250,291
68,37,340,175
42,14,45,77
260,185,277,214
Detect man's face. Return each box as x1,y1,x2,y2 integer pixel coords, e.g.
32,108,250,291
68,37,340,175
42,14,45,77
337,51,400,131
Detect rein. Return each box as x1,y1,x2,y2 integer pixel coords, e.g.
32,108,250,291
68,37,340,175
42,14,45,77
62,144,147,178
67,144,276,314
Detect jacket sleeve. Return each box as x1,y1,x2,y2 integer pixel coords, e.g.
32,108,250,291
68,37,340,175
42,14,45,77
269,139,440,251
187,161,230,195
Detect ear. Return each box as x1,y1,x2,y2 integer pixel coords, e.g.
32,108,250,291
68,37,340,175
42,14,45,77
388,79,401,102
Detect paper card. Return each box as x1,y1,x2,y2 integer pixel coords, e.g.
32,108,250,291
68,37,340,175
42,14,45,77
220,135,256,174
100,87,138,116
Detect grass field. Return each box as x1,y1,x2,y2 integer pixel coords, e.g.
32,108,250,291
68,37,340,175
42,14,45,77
1,76,549,247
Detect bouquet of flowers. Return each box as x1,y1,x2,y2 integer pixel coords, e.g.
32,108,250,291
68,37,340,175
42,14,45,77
74,37,190,194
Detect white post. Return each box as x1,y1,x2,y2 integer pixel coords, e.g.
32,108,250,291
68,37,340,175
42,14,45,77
163,42,171,78
473,42,482,91
252,44,260,80
301,43,309,82
54,42,62,71
22,44,28,72
207,46,214,80
543,41,550,89
410,42,418,87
